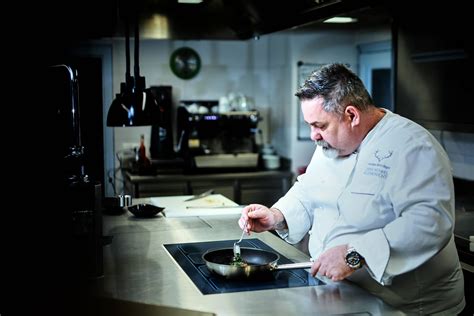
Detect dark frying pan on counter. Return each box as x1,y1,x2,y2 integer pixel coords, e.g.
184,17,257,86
202,247,313,279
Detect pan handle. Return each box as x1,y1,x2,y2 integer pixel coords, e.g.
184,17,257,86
273,262,313,270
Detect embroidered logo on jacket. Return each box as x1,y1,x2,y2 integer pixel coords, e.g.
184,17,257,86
363,149,394,179
374,149,393,162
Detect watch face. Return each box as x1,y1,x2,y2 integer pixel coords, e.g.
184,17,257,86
170,47,201,80
346,251,362,269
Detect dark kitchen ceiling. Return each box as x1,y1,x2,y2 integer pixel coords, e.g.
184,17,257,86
134,0,393,40
44,0,395,42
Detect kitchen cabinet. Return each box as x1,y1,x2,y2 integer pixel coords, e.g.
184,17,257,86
123,170,293,206
395,4,474,133
453,178,474,315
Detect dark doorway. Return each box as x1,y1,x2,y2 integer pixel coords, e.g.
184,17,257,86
372,68,391,109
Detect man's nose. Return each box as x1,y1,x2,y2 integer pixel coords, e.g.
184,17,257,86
311,128,322,141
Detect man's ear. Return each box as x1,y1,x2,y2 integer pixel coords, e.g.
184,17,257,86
345,105,360,127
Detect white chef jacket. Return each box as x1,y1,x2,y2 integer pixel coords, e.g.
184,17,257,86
273,109,465,315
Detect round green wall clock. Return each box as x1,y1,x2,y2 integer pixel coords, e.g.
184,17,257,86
170,47,201,80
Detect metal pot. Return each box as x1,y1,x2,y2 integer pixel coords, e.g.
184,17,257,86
202,247,313,279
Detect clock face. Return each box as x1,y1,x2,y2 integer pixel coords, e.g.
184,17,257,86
170,47,201,80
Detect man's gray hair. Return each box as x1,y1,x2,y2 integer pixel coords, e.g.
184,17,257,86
295,63,374,116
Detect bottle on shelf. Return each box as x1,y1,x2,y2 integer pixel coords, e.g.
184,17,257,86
137,134,151,173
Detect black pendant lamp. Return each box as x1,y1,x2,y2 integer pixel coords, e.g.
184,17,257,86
107,12,161,127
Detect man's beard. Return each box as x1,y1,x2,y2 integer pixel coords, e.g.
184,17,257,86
315,140,339,158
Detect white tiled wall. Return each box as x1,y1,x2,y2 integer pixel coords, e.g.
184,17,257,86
112,37,275,167
105,26,474,191
431,130,474,180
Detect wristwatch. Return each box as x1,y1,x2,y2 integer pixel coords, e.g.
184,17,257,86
345,247,364,270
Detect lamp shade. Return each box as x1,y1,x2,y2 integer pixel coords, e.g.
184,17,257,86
107,84,161,127
107,6,160,127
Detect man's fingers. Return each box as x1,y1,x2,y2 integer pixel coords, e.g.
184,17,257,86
238,217,245,229
310,260,321,276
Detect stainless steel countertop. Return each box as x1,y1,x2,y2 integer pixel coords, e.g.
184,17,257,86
94,198,404,315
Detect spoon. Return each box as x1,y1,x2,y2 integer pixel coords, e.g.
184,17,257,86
233,220,247,258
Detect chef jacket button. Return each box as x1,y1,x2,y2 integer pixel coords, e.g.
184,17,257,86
308,230,312,235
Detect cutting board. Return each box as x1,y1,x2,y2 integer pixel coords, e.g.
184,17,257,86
150,194,243,218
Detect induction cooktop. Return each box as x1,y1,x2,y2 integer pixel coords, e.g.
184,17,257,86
163,238,324,295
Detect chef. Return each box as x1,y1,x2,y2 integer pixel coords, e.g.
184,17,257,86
239,63,465,315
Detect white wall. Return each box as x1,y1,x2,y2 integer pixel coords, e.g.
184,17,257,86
111,38,275,156
105,26,474,185
109,28,388,176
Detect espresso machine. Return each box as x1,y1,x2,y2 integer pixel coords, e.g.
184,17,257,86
177,100,261,171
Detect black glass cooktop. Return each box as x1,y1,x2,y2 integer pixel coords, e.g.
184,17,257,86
164,238,324,295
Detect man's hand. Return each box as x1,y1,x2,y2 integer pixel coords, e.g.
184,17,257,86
238,204,287,233
310,244,356,282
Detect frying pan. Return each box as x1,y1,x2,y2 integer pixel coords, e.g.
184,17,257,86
202,247,313,279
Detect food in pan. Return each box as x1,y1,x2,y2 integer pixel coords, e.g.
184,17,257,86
230,253,249,267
